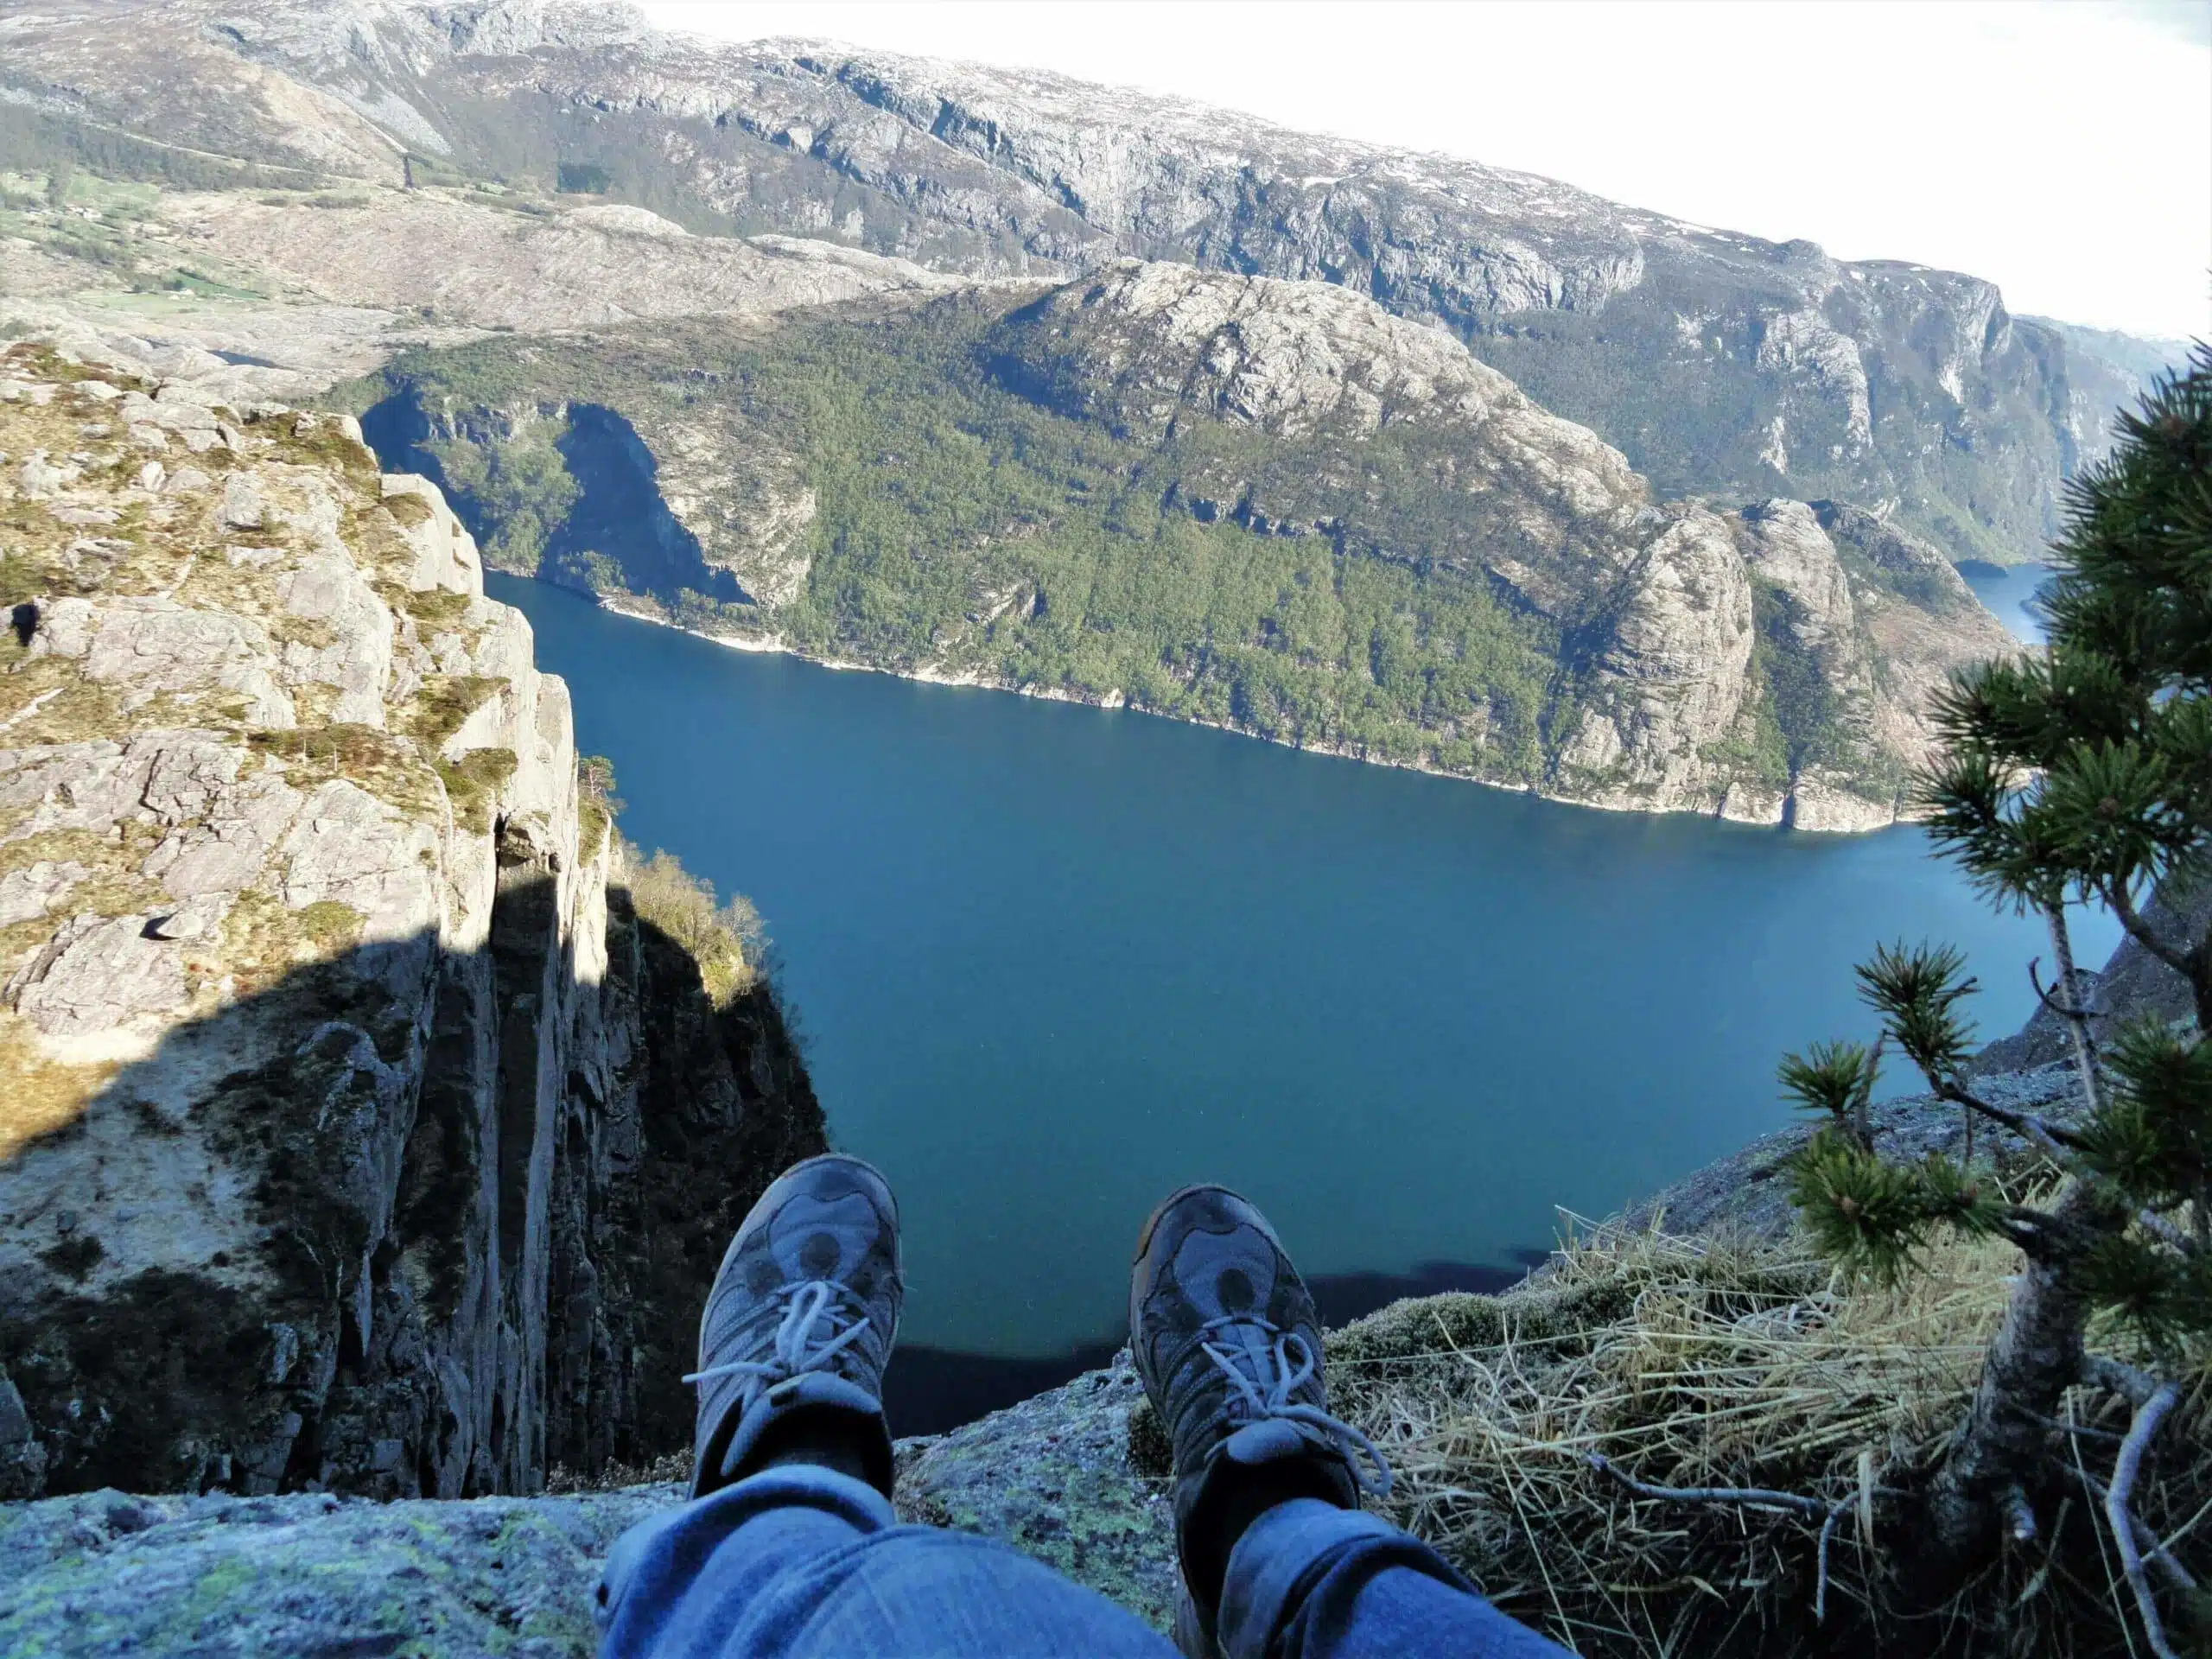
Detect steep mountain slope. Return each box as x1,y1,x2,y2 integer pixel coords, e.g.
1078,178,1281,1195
353,262,2017,829
0,0,2181,566
0,344,822,1500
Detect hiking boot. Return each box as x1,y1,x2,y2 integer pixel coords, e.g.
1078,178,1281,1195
1130,1185,1390,1652
686,1153,903,1499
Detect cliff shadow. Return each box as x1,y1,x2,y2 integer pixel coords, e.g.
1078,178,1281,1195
358,391,749,607
0,871,824,1503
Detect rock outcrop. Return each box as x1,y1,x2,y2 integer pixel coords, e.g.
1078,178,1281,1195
0,345,823,1503
982,264,2021,825
0,1483,666,1655
1633,879,2212,1240
0,1367,1182,1656
0,0,2179,569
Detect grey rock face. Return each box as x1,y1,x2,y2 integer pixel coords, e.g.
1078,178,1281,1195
0,1484,669,1656
1000,260,1523,442
0,1355,1178,1656
1973,879,2212,1077
0,861,88,928
0,346,824,1507
1553,509,1759,816
895,1351,1179,1630
7,913,190,1038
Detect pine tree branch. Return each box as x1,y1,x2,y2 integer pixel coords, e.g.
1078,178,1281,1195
2028,959,2091,1023
2136,1209,2200,1258
1586,1452,1827,1516
1993,1206,2057,1254
1857,1033,1884,1154
2061,1468,2202,1601
2107,883,2194,976
1931,1079,2089,1159
2072,1465,2202,1595
1586,1455,1859,1624
1815,1497,1852,1624
2084,1354,2161,1408
2031,1409,2124,1442
2035,905,2102,1115
2001,1483,2037,1543
2106,1381,2183,1659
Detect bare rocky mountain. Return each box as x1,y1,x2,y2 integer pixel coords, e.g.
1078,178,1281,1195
0,345,823,1501
0,0,2184,567
0,0,2144,828
363,261,2017,829
985,264,2024,826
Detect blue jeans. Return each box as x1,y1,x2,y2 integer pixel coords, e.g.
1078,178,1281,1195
597,1465,1568,1658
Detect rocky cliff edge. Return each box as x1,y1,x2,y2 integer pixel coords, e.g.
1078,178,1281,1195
0,343,823,1507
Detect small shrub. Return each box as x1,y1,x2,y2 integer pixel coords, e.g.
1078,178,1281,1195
616,840,765,1007
407,675,505,750
383,492,435,529
438,747,517,834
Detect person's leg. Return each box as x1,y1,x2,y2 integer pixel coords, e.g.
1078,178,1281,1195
600,1153,1176,1659
1128,1185,1572,1659
1217,1497,1567,1659
599,1461,1173,1658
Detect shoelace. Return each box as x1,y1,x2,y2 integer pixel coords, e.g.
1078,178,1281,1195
683,1280,873,1394
1198,1313,1392,1497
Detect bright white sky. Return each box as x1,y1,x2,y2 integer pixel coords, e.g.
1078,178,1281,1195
637,0,2212,341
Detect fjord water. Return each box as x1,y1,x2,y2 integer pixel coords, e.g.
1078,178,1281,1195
493,573,2109,1369
1959,561,2055,644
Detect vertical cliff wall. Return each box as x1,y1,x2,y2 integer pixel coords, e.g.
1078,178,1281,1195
0,344,823,1501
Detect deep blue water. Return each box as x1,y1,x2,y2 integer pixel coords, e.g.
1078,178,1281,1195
491,573,2115,1363
1958,560,2055,644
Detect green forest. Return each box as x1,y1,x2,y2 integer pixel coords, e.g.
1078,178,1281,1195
350,295,1576,785
346,291,1848,797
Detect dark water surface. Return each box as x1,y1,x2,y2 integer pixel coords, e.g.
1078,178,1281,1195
492,575,2114,1393
1958,560,2056,645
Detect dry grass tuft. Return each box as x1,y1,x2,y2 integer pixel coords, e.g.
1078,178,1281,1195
1325,1219,2211,1656
436,746,517,834
383,492,435,529
0,1009,118,1160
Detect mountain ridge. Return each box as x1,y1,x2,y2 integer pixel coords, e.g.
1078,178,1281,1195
0,0,2179,830
349,259,2018,830
0,0,2183,575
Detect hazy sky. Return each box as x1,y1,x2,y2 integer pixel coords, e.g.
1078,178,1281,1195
637,0,2211,340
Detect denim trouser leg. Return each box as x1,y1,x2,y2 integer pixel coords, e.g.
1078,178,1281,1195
595,1465,1177,1657
598,1473,1567,1659
1217,1497,1573,1659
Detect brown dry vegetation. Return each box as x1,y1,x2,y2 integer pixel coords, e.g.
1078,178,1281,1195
1325,1220,2211,1657
543,1449,691,1494
0,1008,118,1160
404,672,505,750
435,746,516,834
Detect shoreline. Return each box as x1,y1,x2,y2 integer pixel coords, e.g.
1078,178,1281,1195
570,584,1897,836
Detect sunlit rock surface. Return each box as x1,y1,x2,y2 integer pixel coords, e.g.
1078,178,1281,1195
0,346,823,1503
